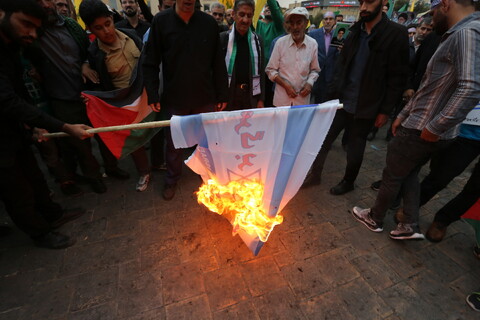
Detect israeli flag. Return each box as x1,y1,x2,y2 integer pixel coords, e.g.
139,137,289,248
171,100,339,255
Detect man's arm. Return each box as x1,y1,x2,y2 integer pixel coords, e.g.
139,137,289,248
425,28,480,138
300,44,320,97
266,0,284,34
213,31,229,108
258,34,266,103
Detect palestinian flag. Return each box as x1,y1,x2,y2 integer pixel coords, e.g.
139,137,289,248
82,54,163,159
462,199,480,245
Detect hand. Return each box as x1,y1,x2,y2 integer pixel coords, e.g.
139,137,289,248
256,100,264,108
402,89,415,103
374,113,389,128
299,83,312,97
285,84,297,98
149,102,161,112
81,63,99,84
33,128,49,142
216,102,227,111
81,94,89,104
420,127,439,142
391,117,402,136
62,123,93,140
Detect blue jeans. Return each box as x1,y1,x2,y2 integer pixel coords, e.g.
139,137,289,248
371,126,450,225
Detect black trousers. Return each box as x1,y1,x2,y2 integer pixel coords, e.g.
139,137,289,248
420,136,480,206
310,109,375,183
433,158,480,226
0,146,61,236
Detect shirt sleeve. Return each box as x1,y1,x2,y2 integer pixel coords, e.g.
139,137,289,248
142,15,163,105
426,28,480,136
266,42,280,82
307,44,320,86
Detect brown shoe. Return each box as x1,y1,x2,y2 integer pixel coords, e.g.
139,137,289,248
162,183,177,201
426,221,447,242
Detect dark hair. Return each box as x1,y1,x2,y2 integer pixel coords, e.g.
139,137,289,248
338,27,346,33
79,0,112,27
0,0,46,20
335,14,343,18
398,12,408,20
421,16,433,25
233,0,255,11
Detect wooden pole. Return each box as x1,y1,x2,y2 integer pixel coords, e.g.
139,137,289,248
43,104,343,139
43,120,171,138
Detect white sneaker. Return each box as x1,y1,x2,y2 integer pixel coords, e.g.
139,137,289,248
389,223,425,240
352,206,383,232
136,174,150,192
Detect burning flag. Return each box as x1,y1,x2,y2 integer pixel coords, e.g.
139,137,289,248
171,101,339,255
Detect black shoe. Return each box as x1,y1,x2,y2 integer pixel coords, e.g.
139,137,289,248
32,231,76,249
370,180,382,191
105,167,130,180
162,183,177,201
89,178,107,194
60,181,84,197
330,180,354,195
50,207,86,229
301,173,321,189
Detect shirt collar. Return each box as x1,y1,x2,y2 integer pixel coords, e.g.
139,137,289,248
288,34,306,48
98,30,129,52
443,11,480,39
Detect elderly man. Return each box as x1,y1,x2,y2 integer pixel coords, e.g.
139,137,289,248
220,0,265,110
309,11,340,103
352,0,480,240
266,7,319,106
210,2,229,32
54,0,70,17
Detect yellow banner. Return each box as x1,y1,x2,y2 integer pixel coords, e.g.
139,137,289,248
253,0,268,28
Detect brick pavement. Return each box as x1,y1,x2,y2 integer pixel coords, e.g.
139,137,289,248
0,128,478,320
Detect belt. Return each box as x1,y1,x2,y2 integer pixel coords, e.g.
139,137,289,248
236,83,249,90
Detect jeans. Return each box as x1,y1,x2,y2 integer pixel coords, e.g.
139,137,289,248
371,126,450,225
420,137,480,206
310,109,375,183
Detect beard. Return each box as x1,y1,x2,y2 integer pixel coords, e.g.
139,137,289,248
433,12,448,35
359,1,382,22
124,8,138,17
0,14,34,46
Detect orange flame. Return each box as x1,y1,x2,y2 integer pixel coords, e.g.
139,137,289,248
197,179,283,242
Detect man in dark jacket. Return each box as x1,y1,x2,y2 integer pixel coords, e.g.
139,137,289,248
143,0,228,201
302,0,409,195
0,0,92,249
220,0,265,110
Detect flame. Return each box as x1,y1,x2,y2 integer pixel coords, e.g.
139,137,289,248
197,179,283,242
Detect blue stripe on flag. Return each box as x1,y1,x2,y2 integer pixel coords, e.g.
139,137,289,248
268,106,316,215
180,114,216,175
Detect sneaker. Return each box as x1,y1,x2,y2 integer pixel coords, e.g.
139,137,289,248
60,181,84,197
466,292,480,311
370,180,382,191
136,174,150,192
389,223,425,240
352,206,383,232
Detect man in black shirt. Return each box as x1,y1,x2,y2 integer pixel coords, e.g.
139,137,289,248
115,0,150,38
143,0,228,200
220,0,265,110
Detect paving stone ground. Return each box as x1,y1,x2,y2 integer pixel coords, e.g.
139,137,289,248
0,127,478,320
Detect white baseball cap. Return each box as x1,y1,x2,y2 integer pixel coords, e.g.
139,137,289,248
285,7,309,21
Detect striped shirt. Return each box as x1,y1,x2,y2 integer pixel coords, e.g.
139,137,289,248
398,12,480,140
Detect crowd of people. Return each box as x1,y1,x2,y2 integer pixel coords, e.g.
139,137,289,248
1,0,480,310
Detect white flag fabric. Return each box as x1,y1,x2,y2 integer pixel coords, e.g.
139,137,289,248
170,100,339,255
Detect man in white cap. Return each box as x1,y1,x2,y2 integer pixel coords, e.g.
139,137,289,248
309,11,339,103
266,7,320,106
